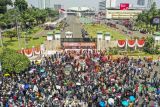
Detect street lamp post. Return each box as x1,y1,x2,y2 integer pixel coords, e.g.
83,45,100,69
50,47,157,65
0,28,3,48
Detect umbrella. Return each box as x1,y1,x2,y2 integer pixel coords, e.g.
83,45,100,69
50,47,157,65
99,101,106,107
122,100,129,106
79,61,86,66
108,98,114,105
29,69,35,74
148,86,155,92
40,69,45,73
4,73,10,77
56,85,61,89
156,89,160,94
101,56,107,62
76,82,81,85
129,96,135,102
41,72,47,78
24,84,29,89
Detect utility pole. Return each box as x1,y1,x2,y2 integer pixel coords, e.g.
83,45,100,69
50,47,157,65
0,28,3,48
15,7,21,49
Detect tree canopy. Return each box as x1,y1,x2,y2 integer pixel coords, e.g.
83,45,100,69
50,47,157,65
136,2,160,33
14,0,28,12
0,0,12,14
0,7,59,29
0,48,30,73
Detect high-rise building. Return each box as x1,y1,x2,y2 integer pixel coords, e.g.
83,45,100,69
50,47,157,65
38,0,51,9
45,0,51,8
106,0,117,8
102,0,153,9
99,0,106,11
137,0,145,6
147,0,155,9
54,4,62,10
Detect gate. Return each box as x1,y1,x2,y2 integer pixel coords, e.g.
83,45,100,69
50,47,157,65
60,38,97,49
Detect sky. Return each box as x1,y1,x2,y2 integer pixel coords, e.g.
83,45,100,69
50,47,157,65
27,0,160,10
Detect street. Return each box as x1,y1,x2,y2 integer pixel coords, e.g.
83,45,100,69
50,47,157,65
62,15,83,38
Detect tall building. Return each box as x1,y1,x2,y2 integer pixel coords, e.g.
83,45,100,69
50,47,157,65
147,0,155,9
103,0,156,9
106,0,117,8
137,0,145,6
99,0,106,11
45,0,51,8
54,4,62,10
38,0,51,9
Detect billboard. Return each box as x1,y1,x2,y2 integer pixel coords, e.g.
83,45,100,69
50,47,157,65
120,3,129,10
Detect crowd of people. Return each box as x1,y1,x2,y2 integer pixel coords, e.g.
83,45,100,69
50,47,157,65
0,49,160,107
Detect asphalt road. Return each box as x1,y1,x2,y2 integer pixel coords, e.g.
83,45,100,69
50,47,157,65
105,20,152,38
61,15,82,38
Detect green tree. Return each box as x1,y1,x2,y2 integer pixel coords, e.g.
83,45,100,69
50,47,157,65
143,37,155,54
0,0,12,14
136,2,158,32
21,9,35,29
14,0,28,12
3,30,17,40
0,48,30,73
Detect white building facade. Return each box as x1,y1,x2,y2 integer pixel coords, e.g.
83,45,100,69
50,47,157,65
101,0,156,9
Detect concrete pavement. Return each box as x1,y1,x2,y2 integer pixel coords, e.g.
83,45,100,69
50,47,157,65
61,15,82,38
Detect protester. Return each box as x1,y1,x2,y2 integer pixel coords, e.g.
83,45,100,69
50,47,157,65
0,49,160,107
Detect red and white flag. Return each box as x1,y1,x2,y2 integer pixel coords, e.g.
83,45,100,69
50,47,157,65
59,8,65,13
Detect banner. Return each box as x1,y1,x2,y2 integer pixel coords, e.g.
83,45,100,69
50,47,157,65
120,3,129,10
117,40,126,48
24,49,33,57
34,47,41,55
59,9,65,14
128,40,136,47
137,40,145,48
63,42,96,47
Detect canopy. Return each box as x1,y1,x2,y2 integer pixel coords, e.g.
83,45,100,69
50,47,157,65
68,7,92,12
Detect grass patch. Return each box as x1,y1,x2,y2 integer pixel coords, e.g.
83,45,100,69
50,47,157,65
84,24,130,40
0,36,45,51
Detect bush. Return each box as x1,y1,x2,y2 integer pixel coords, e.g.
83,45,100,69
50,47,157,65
0,48,30,73
33,37,39,40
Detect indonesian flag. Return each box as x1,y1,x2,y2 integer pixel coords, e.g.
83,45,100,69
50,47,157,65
59,8,65,13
